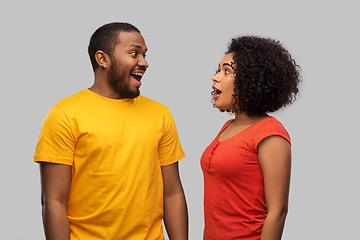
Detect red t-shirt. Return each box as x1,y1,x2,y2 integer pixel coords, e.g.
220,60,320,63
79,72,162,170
201,116,291,240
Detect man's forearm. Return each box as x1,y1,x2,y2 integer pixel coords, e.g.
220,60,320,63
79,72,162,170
163,191,188,240
42,201,70,240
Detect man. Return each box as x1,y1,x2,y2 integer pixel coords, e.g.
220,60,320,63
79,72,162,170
34,22,188,240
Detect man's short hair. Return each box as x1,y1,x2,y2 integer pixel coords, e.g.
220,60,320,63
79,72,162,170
88,22,140,71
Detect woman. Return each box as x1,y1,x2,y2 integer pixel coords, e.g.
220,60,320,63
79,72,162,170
201,36,301,240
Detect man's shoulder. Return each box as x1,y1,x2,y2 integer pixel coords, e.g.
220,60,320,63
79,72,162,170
54,90,87,108
137,95,169,110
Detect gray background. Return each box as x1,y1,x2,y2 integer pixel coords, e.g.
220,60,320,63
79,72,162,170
1,0,359,239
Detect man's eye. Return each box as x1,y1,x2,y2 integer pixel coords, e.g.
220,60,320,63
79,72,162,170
130,52,137,56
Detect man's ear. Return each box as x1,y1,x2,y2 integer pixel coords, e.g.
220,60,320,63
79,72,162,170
95,50,111,69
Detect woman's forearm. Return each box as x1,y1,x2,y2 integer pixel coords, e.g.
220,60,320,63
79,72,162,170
260,209,287,240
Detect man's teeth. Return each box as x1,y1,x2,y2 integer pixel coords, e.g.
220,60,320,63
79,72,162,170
132,73,143,76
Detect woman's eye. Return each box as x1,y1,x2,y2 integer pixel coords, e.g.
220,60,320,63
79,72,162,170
225,69,230,74
215,69,220,74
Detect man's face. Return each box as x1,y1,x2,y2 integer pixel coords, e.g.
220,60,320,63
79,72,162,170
107,31,148,99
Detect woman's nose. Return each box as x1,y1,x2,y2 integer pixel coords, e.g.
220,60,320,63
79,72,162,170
212,73,220,83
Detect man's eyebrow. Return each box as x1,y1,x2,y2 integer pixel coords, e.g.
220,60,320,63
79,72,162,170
130,44,148,52
130,44,145,49
130,44,141,48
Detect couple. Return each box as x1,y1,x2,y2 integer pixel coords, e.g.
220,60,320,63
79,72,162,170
34,22,301,240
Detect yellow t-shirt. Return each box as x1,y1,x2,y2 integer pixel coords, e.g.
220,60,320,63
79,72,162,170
34,89,185,240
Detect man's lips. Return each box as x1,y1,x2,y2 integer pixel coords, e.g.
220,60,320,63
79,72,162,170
131,70,145,87
131,72,143,80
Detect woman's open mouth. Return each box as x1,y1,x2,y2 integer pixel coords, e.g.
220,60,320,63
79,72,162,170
213,87,222,99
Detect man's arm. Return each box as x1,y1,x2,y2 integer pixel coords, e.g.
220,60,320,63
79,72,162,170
258,136,292,240
40,162,72,240
161,162,188,240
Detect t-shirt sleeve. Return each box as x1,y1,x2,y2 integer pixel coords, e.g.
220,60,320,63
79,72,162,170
252,119,291,151
34,106,75,166
158,108,185,166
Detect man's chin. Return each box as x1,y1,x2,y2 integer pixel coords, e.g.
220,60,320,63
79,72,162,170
117,88,140,99
128,92,140,99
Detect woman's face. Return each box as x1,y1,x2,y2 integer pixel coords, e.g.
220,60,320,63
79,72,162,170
212,52,236,111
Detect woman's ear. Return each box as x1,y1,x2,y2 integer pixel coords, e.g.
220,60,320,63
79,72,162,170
95,50,110,69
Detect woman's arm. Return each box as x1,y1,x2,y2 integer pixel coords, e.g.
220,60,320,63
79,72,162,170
40,162,72,240
161,162,188,240
258,136,291,240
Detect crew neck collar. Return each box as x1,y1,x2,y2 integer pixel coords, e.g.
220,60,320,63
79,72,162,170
85,88,136,104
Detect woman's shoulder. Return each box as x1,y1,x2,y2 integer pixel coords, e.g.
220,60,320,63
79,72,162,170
252,116,291,147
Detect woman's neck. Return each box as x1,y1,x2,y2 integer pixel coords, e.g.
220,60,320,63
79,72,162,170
233,112,269,126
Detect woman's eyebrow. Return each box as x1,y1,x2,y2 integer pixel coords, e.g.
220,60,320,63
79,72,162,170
222,63,235,69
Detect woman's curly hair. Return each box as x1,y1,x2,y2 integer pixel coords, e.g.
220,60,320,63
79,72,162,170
213,36,301,116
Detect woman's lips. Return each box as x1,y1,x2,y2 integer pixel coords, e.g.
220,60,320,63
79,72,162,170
213,87,222,99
